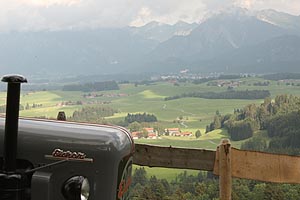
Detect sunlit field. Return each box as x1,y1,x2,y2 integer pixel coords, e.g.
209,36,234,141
0,78,299,180
0,78,299,135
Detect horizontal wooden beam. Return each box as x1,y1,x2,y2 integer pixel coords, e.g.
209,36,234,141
214,147,300,184
133,144,216,171
134,143,300,184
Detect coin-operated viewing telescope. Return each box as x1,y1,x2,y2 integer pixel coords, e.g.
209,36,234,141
0,75,134,200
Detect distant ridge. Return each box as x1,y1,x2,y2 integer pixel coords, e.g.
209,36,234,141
0,7,299,76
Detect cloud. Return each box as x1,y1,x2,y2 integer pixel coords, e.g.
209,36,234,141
130,1,206,26
233,0,300,15
233,0,255,9
0,0,299,31
23,0,81,7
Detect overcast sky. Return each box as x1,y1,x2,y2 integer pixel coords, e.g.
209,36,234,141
0,0,299,31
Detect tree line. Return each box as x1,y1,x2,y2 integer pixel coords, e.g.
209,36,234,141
263,73,300,80
165,90,270,101
62,81,119,92
207,94,300,144
125,113,158,124
69,106,117,123
0,104,25,113
130,167,300,200
192,74,241,85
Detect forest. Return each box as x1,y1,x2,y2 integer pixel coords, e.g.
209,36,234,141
165,90,270,101
69,106,117,123
62,81,119,92
263,73,300,81
125,113,158,124
208,94,300,154
130,167,300,200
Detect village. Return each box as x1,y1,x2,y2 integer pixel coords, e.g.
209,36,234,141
131,127,193,140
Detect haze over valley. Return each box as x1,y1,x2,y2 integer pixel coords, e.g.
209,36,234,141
1,2,300,199
0,7,299,77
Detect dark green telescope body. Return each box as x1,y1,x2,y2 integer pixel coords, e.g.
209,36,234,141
0,117,134,200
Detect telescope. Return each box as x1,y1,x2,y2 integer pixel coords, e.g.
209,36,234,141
0,75,134,200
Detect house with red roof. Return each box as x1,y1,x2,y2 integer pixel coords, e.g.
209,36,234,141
131,131,143,139
165,128,181,136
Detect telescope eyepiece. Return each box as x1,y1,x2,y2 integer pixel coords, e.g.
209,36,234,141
1,74,27,83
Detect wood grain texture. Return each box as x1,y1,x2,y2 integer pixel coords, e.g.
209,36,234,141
133,143,216,171
218,139,232,200
214,148,300,184
134,143,300,184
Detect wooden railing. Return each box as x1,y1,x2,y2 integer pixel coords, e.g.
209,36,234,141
133,139,300,200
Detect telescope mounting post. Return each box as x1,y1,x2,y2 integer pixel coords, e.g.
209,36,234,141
0,75,27,200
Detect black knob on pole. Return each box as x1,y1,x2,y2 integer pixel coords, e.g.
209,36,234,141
1,75,27,172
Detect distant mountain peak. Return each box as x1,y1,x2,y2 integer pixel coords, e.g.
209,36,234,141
256,9,300,30
259,9,292,15
174,20,189,26
143,21,167,28
214,6,252,18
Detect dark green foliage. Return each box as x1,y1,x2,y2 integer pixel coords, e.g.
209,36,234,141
62,81,119,92
192,75,240,85
192,77,216,84
253,81,270,86
266,112,300,153
130,168,300,199
195,130,201,138
263,73,300,80
263,184,284,200
130,169,219,200
165,90,270,101
0,104,24,113
266,111,300,138
208,94,300,144
132,167,148,187
232,179,252,200
218,74,241,79
125,113,157,123
205,125,211,133
241,136,267,151
69,106,117,123
128,122,142,132
133,80,156,86
227,119,256,141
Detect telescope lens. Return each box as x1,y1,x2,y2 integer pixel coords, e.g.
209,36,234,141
62,176,90,200
81,178,90,200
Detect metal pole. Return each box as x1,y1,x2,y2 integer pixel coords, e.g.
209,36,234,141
2,75,27,172
219,139,232,200
0,75,27,200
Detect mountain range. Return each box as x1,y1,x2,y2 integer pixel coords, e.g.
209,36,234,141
0,7,299,77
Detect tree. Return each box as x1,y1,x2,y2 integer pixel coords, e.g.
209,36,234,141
213,115,221,129
25,103,30,110
153,124,164,136
128,122,142,132
132,167,148,186
205,125,210,133
263,184,284,200
195,130,201,138
241,136,267,151
141,129,149,138
165,129,170,136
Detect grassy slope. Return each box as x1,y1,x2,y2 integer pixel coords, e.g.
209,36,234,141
1,78,300,180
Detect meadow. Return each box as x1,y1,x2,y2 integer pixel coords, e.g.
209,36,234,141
1,78,298,147
0,77,299,180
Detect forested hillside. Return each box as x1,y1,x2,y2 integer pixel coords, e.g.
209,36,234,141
208,94,300,154
130,167,300,200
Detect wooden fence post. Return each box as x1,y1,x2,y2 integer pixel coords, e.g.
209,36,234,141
219,139,232,200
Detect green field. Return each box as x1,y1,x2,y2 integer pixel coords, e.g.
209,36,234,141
0,78,298,148
1,78,299,180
